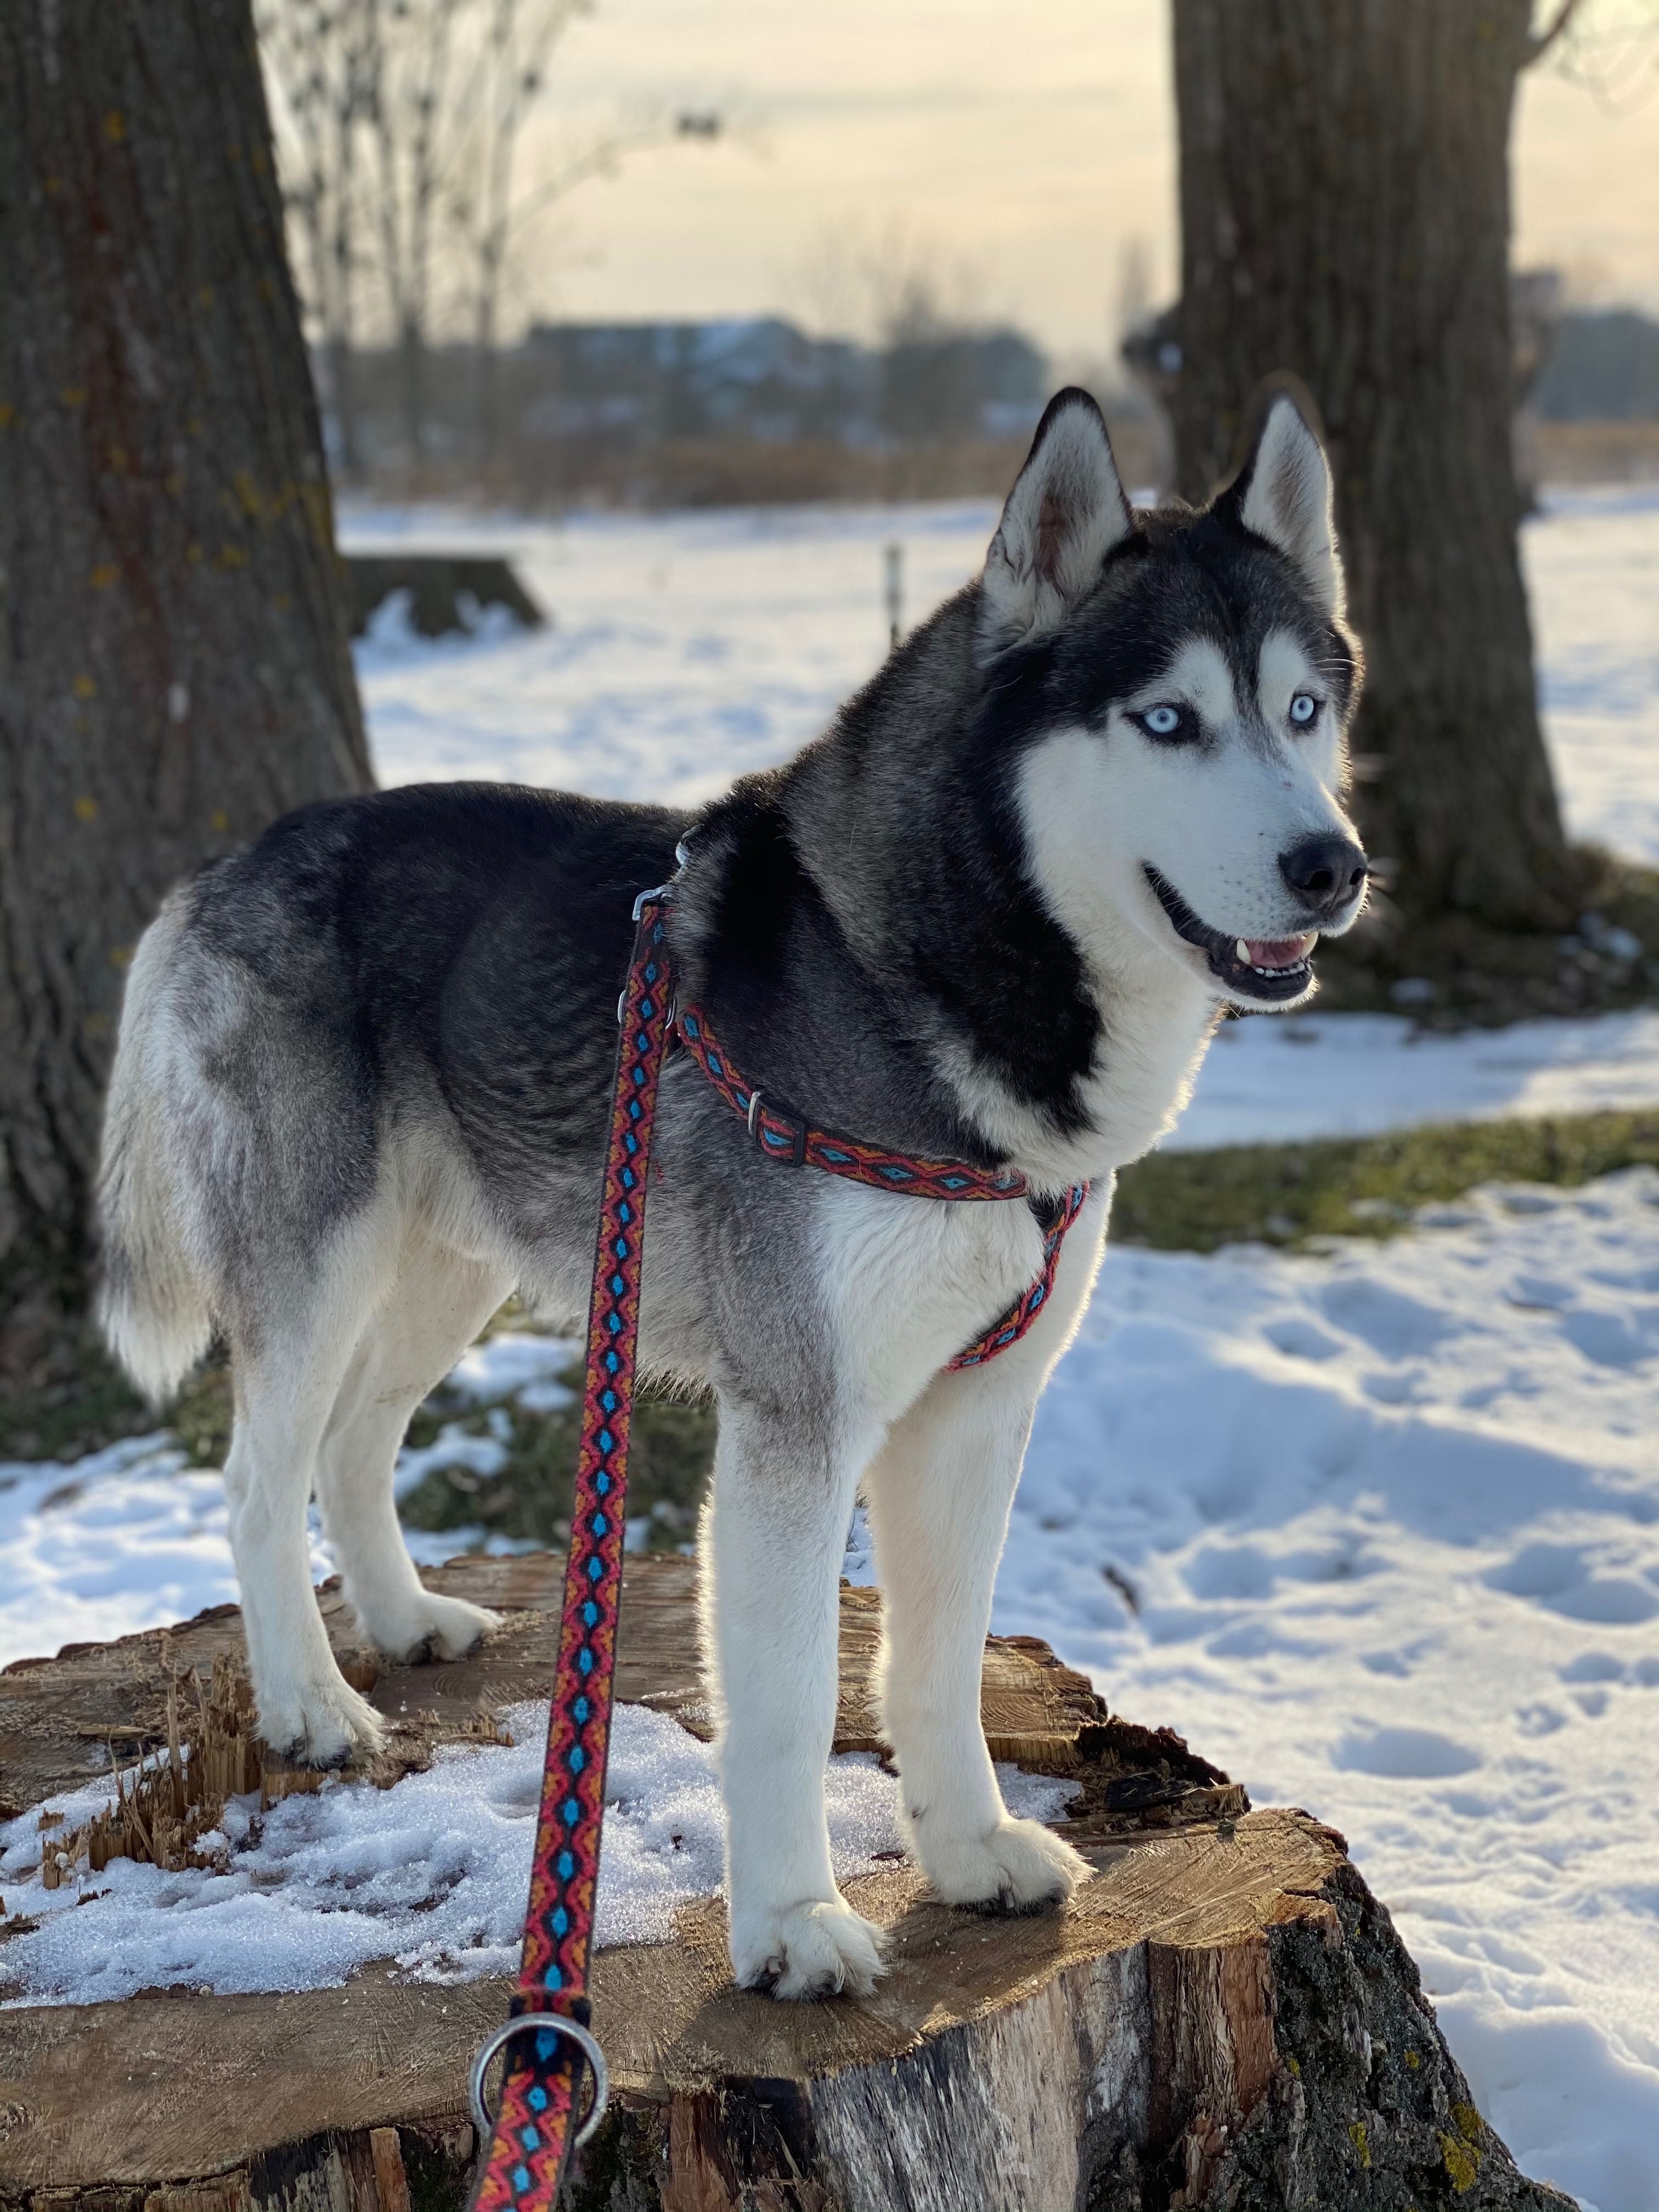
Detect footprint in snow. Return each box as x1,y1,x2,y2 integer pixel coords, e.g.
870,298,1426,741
1263,1314,1346,1362
1559,1304,1659,1369
1485,1540,1659,1625
1333,1725,1483,1779
1318,1278,1455,1361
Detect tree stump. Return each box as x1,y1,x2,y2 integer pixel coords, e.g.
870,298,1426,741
344,556,545,639
0,1557,1572,2211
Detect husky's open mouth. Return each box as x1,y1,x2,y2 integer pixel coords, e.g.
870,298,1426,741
1143,866,1317,1004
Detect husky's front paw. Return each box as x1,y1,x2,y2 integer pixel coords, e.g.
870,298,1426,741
257,1672,387,1767
730,1896,886,2001
923,1816,1089,1914
360,1592,500,1666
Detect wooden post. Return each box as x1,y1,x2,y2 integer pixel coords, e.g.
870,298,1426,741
883,541,904,651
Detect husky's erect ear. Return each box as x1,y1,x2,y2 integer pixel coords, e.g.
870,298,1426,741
1228,387,1345,620
979,388,1133,658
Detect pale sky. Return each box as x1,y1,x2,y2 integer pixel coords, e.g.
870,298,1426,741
500,0,1659,359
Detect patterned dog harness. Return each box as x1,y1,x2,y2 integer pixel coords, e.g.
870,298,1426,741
468,876,1089,2210
677,1003,1088,1363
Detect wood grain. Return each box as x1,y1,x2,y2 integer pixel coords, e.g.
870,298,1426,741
0,1554,1127,1815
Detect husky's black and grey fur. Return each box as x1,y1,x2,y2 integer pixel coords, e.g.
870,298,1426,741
98,390,1367,1999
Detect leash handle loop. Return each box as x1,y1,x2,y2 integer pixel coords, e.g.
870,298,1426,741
470,2015,609,2149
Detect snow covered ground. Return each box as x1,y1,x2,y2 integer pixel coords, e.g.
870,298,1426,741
1005,1170,1659,2212
1177,1006,1659,1150
348,484,1659,1150
1530,488,1659,870
1,488,1655,2207
347,482,1659,863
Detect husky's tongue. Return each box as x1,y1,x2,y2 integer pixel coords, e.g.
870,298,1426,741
1235,933,1317,971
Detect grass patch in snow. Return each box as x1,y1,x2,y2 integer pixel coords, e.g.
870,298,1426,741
1115,1105,1659,1252
145,1312,718,1558
0,1342,236,1468
0,1322,716,1561
13,1111,1659,1531
397,1354,716,1554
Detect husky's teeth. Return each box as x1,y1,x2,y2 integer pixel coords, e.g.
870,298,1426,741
1235,939,1251,963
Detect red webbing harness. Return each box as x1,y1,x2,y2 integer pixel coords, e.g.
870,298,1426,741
467,883,1088,2209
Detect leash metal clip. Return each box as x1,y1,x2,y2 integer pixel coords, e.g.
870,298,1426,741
631,841,692,927
469,2012,610,2151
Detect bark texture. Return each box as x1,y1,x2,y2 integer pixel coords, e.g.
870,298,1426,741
0,0,371,1375
1171,0,1572,935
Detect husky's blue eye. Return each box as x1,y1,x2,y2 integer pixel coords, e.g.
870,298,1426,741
1289,692,1320,726
1136,703,1188,741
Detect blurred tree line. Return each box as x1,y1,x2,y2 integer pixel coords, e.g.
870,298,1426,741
256,0,720,472
307,315,1071,506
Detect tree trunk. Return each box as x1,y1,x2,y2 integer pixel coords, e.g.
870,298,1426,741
0,0,373,1380
1170,0,1573,935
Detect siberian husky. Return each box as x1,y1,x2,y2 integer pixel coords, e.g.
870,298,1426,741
97,387,1367,1998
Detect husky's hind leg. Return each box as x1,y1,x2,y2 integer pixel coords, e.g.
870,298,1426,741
314,1233,511,1664
863,1363,1088,1911
704,1400,886,2000
223,1226,400,1765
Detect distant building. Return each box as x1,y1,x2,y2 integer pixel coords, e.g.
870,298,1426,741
522,316,1048,450
522,317,876,447
314,313,1057,500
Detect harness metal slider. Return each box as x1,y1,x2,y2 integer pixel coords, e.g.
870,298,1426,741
746,1088,808,1167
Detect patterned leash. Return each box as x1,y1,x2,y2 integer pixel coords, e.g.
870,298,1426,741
466,884,674,2211
467,878,1087,2209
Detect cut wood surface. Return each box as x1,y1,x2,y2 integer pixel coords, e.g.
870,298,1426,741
0,1555,1217,1819
0,1558,1571,2211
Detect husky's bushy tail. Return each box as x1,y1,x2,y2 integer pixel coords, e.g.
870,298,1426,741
95,891,215,1402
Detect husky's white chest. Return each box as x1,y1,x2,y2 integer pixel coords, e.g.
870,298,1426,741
810,1176,1052,1419
1075,969,1220,1170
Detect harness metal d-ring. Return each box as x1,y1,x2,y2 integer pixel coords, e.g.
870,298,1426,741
469,2013,610,2149
746,1088,763,1139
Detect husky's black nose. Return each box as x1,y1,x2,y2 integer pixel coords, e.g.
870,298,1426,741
1279,834,1368,917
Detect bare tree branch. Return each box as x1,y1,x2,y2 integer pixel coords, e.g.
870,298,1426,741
259,0,716,471
1527,0,1590,65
